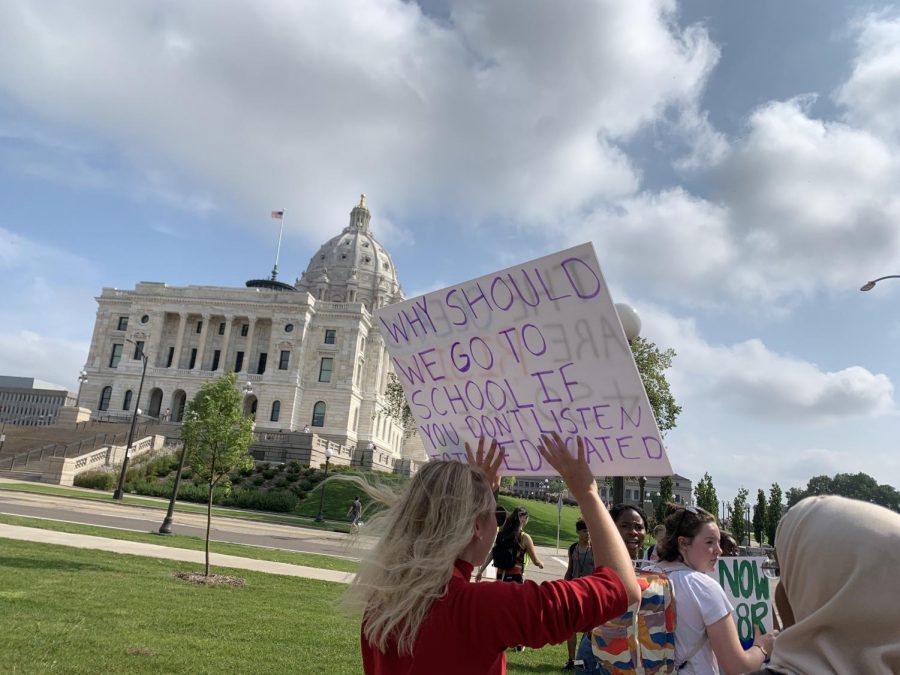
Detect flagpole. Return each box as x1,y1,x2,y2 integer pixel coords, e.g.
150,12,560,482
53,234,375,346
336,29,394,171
272,210,285,281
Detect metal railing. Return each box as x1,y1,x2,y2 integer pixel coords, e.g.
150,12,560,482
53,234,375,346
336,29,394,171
0,424,152,472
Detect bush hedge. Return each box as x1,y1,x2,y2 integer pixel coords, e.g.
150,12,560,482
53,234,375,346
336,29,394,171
74,470,115,490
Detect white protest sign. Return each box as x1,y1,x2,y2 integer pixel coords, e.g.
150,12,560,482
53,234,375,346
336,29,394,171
373,243,672,476
711,557,774,649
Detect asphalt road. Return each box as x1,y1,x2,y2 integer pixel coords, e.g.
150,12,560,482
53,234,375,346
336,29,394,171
0,488,570,582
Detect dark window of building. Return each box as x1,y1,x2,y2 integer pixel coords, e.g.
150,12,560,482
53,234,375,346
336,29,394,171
270,400,280,422
211,350,221,371
241,324,249,337
109,344,123,368
166,347,174,368
117,316,128,331
133,341,145,360
319,357,333,382
235,351,244,372
285,323,293,333
257,352,267,374
279,350,290,370
140,314,149,324
324,329,336,344
123,390,133,411
99,386,112,411
218,322,225,335
196,320,203,334
189,348,197,369
311,401,326,427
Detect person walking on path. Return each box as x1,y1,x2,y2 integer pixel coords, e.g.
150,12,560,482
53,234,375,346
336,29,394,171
348,497,362,533
477,506,544,585
562,519,593,670
346,434,641,675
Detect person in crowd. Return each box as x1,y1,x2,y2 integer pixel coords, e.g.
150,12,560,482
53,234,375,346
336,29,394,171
719,531,739,557
576,504,676,674
747,495,900,675
656,504,776,674
610,504,648,562
562,519,594,670
644,524,667,562
477,505,545,584
345,434,641,675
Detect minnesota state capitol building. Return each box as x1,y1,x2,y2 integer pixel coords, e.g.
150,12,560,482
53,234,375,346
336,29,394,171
78,196,426,474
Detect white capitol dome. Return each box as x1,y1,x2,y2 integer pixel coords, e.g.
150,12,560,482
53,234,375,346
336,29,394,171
296,195,404,311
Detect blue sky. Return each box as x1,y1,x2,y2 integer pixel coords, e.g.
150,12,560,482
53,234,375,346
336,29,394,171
2,1,899,503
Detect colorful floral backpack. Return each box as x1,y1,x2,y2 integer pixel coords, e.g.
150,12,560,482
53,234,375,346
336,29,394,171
587,569,676,674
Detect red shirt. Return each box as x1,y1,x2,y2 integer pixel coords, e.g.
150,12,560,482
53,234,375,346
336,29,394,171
361,559,628,675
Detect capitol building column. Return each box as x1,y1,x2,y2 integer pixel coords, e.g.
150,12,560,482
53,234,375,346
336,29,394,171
193,313,211,370
171,312,187,369
218,315,234,371
244,318,257,373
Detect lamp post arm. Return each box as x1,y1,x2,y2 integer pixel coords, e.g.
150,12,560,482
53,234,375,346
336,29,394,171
860,275,900,291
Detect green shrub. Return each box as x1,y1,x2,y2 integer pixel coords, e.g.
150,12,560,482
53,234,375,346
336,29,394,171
74,470,115,490
252,475,265,486
256,462,271,473
225,489,298,513
262,468,276,480
274,477,290,489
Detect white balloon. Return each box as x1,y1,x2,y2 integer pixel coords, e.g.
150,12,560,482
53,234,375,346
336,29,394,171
614,303,642,341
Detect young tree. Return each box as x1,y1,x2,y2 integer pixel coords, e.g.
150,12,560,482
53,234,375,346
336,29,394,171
752,489,767,546
656,475,674,525
694,473,719,518
766,483,783,545
630,336,682,434
182,372,254,576
731,487,749,547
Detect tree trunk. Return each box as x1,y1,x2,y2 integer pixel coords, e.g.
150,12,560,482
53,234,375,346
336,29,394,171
205,482,213,576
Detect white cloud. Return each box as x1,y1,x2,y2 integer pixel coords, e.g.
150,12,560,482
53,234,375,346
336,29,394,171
642,304,896,423
836,13,900,142
0,227,98,387
0,0,717,237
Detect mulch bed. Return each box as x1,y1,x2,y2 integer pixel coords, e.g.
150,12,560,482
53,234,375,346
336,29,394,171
173,571,246,587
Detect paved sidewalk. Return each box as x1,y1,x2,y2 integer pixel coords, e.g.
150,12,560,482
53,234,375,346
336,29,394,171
0,523,355,584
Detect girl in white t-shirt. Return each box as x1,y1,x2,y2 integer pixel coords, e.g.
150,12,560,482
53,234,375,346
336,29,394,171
656,505,776,675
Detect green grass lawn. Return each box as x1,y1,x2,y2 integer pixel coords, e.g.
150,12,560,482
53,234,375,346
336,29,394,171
0,513,359,573
498,494,584,548
0,538,570,674
0,481,351,532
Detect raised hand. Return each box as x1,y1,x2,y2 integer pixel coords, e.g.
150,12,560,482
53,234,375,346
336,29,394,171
464,437,504,492
536,433,598,500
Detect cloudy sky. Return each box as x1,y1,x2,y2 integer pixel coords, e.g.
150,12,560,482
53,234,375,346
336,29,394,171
2,0,899,503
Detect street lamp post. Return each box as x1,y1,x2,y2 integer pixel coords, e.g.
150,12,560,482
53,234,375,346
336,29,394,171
860,275,900,291
314,447,333,523
745,505,751,546
76,370,88,407
159,411,196,535
638,476,647,506
612,303,641,505
113,340,149,500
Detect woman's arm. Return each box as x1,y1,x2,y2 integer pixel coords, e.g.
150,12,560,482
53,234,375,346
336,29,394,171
707,615,776,675
538,434,640,605
523,533,544,569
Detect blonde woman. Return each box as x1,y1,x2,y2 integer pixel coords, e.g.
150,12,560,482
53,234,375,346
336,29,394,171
345,434,641,675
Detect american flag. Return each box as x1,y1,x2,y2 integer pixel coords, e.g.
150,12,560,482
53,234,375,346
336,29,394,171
271,210,284,219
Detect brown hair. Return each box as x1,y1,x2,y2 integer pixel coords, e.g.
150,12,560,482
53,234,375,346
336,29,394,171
657,503,716,561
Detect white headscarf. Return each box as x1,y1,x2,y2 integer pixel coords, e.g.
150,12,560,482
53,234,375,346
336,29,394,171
768,495,900,675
